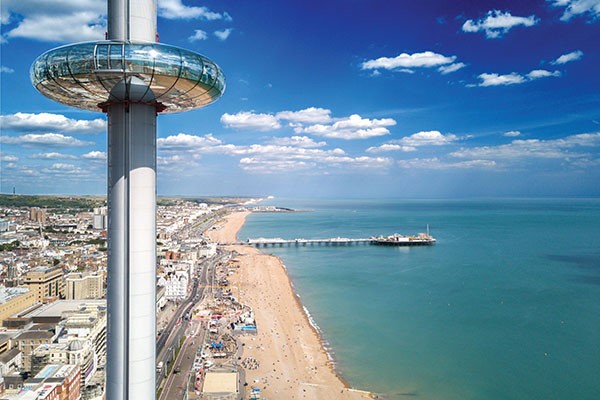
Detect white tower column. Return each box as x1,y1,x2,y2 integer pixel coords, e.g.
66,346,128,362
106,1,158,399
108,0,157,42
107,101,157,400
31,1,224,396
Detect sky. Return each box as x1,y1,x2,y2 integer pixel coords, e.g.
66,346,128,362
1,0,599,198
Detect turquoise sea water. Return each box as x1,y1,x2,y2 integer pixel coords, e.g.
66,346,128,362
238,199,600,400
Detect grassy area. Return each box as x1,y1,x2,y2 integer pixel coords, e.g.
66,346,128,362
0,241,20,252
1,194,255,209
0,194,104,211
166,335,187,376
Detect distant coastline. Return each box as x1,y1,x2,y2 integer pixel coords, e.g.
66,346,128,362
246,205,312,213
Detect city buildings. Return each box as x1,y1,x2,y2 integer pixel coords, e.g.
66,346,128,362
0,220,9,233
65,273,104,300
12,328,57,372
4,364,81,399
0,288,36,327
0,197,226,398
92,208,107,231
22,267,64,303
28,209,47,224
158,270,189,301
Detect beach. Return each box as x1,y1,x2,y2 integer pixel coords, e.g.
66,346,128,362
207,212,373,399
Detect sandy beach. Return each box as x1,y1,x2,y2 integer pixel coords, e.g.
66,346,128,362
207,212,373,399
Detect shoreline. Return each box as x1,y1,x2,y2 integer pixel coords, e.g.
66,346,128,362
207,211,374,399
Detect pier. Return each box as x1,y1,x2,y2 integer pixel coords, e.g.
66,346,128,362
221,234,436,247
236,237,373,247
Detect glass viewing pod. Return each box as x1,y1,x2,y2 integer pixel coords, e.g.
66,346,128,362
31,41,225,113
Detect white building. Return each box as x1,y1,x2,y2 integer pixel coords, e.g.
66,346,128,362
0,349,22,377
32,339,97,386
198,242,217,258
92,207,107,230
0,219,10,232
157,270,188,301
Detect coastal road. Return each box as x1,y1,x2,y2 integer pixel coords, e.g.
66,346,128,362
156,251,229,395
156,259,207,389
159,319,203,400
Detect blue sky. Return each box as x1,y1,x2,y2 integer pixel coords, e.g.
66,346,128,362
1,0,599,198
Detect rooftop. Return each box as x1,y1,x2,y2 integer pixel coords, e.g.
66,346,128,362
23,299,106,319
0,286,30,304
14,330,54,340
0,348,21,363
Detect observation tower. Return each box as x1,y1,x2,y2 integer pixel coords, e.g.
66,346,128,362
30,0,225,399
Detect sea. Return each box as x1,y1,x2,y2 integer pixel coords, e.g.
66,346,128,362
238,198,600,400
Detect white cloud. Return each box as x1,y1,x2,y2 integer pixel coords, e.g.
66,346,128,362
0,66,14,73
504,131,522,137
398,158,497,170
157,154,200,172
0,113,106,134
477,72,527,87
361,51,457,72
321,155,394,169
239,154,393,173
221,112,281,131
223,144,345,157
296,114,396,140
366,144,417,153
450,132,600,161
395,130,458,147
1,8,9,25
527,69,561,79
30,152,77,159
158,0,226,20
547,0,600,21
477,69,561,87
462,10,539,38
158,133,224,149
276,107,333,124
81,151,106,160
0,154,18,162
2,0,106,42
552,50,584,65
188,29,208,42
438,62,467,75
1,0,105,19
8,12,105,42
239,158,316,173
220,108,397,140
156,132,393,174
1,1,229,42
1,133,93,147
267,136,327,148
214,28,233,41
42,163,84,175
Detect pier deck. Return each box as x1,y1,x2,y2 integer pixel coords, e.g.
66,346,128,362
221,236,435,247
